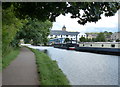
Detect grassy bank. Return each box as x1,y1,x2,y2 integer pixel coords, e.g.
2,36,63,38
30,48,70,85
2,48,20,69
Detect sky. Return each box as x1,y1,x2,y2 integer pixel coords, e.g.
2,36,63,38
51,11,119,33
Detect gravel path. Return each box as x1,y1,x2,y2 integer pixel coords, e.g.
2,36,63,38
2,47,39,85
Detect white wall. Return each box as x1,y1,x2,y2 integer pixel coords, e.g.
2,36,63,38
77,33,87,41
79,42,120,48
48,33,87,41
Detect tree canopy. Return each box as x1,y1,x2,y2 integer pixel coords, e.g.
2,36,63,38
3,2,120,25
2,2,120,57
2,5,52,56
2,5,25,56
95,32,106,42
79,37,86,42
64,38,70,43
79,37,92,42
16,19,52,46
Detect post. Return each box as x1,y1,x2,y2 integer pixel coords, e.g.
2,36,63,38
71,38,72,44
76,35,77,43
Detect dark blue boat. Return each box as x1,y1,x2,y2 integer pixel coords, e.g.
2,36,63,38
54,43,79,50
54,43,120,56
75,47,120,56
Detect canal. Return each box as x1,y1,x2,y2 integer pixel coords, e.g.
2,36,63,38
28,45,119,85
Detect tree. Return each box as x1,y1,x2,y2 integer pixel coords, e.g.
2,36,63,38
2,5,24,56
3,2,120,25
2,2,120,56
92,38,97,42
86,38,92,42
95,33,106,42
79,37,93,42
79,37,86,42
17,19,52,46
103,31,113,41
116,39,120,42
104,31,113,36
64,38,70,43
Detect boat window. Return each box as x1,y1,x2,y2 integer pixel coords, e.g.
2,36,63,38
102,44,104,47
111,44,115,47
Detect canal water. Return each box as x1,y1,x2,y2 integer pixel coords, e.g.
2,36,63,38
28,45,119,85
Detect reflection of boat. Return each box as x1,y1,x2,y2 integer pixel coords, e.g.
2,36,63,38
54,43,79,50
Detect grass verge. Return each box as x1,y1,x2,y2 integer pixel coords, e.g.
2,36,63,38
30,48,70,85
2,48,20,69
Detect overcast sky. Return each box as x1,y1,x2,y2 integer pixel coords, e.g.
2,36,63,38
51,11,118,33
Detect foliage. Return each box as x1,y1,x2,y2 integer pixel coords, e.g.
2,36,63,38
80,31,112,42
85,32,99,34
116,39,120,42
79,37,86,42
103,31,113,41
79,37,92,42
30,48,70,85
2,2,119,58
2,5,24,57
86,38,92,42
2,48,20,69
95,32,106,42
85,31,113,42
17,19,52,46
3,2,120,25
64,38,70,43
2,5,52,57
104,31,112,36
92,38,97,42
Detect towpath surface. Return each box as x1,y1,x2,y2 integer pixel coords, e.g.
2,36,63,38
2,47,39,85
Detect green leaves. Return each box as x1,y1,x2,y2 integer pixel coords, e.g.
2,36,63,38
17,19,52,45
2,5,24,56
95,33,106,42
79,37,86,42
2,2,120,25
64,38,70,43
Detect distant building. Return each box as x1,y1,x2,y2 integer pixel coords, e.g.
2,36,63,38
86,33,98,39
62,25,66,31
106,35,111,41
48,26,86,41
111,32,120,41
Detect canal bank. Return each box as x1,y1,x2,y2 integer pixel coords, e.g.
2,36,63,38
27,45,118,85
29,48,70,85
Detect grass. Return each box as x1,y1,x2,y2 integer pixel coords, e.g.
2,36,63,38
2,48,20,69
0,43,1,71
30,48,70,86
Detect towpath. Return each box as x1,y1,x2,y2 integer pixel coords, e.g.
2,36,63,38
2,47,39,85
